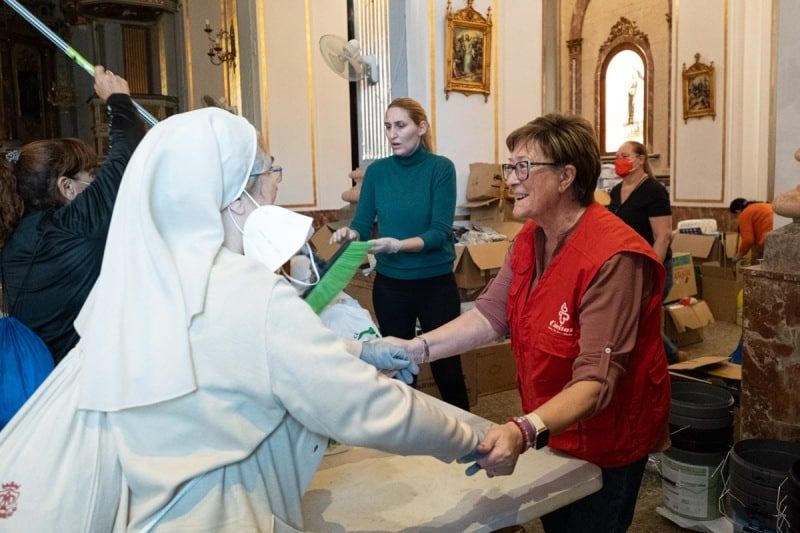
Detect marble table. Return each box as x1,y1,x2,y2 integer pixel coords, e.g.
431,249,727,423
302,394,602,532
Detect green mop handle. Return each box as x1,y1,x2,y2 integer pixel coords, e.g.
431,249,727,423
2,0,158,127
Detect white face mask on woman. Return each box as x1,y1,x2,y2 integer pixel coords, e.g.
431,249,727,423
229,190,315,276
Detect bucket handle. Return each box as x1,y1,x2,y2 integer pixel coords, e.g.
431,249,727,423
776,477,791,533
670,424,691,437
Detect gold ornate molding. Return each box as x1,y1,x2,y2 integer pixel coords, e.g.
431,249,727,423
599,17,649,56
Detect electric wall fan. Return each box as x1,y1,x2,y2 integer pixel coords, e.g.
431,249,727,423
319,34,379,85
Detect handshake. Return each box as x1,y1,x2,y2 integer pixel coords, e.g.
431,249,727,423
360,338,523,480
359,337,427,384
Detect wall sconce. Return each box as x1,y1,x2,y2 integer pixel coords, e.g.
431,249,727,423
203,20,236,66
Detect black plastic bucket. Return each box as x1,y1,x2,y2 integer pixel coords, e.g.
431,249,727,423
671,381,734,421
728,439,800,533
730,439,800,488
730,496,777,532
786,460,800,532
670,423,733,453
670,382,734,454
792,458,800,501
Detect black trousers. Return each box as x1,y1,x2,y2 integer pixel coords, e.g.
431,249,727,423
372,272,470,411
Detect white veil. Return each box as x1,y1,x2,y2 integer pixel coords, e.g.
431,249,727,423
75,108,258,411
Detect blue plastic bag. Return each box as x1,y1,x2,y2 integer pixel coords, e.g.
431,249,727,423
0,316,54,429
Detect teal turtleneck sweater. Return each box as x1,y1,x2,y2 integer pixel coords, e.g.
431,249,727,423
350,145,456,280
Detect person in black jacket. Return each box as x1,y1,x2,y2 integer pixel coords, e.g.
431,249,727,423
0,65,145,363
608,140,688,364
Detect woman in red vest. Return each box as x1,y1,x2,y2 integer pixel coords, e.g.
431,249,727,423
379,114,671,532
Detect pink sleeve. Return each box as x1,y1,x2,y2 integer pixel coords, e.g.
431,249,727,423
474,248,512,337
566,253,660,415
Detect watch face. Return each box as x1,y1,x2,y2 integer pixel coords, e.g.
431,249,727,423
534,428,549,449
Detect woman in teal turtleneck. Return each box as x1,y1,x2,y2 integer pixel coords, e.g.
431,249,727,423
330,97,469,411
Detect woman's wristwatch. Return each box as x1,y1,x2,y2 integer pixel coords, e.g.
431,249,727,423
509,412,549,453
526,412,550,450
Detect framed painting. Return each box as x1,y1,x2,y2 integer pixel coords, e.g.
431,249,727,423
445,0,492,101
682,53,715,122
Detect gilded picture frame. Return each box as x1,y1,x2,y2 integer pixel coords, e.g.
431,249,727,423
445,0,492,102
682,53,715,122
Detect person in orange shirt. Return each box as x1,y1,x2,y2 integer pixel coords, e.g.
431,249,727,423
729,198,774,261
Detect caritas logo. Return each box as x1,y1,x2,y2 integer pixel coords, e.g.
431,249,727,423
0,482,20,518
548,302,574,335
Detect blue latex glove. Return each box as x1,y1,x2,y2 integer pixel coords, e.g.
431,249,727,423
360,341,419,384
457,448,488,476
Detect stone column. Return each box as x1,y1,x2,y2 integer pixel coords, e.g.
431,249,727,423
740,186,800,442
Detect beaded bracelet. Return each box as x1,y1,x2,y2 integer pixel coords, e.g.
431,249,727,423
509,416,535,454
415,335,430,363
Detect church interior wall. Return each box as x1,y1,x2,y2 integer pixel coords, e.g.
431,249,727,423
4,0,792,222
773,0,799,228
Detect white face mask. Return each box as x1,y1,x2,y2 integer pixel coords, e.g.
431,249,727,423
229,191,314,273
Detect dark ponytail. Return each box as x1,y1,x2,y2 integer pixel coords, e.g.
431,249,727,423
0,158,25,247
0,139,98,247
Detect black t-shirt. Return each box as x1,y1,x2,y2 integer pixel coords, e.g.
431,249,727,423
608,177,672,261
1,95,145,363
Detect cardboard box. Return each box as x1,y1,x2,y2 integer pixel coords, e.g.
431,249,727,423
699,262,743,323
466,162,503,201
664,300,715,347
668,355,741,382
417,352,478,407
723,232,740,260
309,224,342,262
453,222,523,290
459,197,517,224
472,340,517,396
671,233,725,265
664,252,697,303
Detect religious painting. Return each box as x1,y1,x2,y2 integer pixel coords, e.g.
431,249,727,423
444,0,492,101
682,53,715,122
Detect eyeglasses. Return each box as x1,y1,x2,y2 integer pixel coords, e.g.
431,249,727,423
501,160,561,182
267,165,283,183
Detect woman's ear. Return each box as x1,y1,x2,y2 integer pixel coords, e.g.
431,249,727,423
559,165,577,193
56,176,77,202
418,120,429,136
228,196,248,216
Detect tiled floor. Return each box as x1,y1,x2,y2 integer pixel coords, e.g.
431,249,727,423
471,319,743,532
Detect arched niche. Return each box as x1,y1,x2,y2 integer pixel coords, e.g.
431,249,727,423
595,17,654,155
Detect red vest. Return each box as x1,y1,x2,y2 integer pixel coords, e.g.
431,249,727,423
506,202,670,468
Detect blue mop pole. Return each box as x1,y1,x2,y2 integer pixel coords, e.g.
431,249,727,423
2,0,158,127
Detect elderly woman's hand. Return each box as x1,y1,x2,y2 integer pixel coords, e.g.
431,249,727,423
378,336,427,365
93,65,131,102
329,227,359,244
464,422,524,477
360,340,420,384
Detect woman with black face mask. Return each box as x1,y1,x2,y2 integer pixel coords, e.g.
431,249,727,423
608,141,687,364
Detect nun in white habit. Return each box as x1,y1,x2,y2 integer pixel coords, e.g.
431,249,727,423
0,108,480,532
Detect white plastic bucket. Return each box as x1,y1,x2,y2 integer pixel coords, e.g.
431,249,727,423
661,447,727,521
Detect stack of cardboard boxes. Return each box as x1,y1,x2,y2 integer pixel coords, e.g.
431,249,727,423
662,252,715,347
663,229,743,347
671,230,743,324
